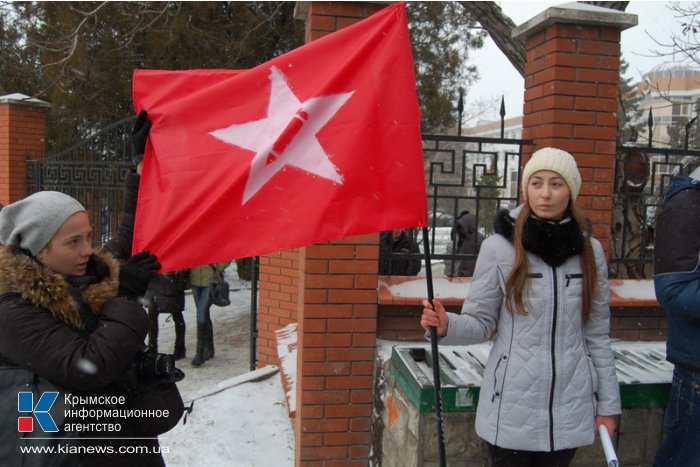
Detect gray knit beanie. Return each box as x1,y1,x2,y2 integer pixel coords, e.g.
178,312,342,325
521,147,582,201
0,191,86,256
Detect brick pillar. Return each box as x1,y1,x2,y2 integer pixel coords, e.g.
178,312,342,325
253,2,385,465
514,6,637,254
296,234,379,465
0,93,51,205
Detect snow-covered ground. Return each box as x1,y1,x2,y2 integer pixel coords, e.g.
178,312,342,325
153,267,295,466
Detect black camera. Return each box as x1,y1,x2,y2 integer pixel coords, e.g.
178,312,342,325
134,348,176,381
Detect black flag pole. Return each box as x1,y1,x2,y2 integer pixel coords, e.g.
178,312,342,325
421,226,447,467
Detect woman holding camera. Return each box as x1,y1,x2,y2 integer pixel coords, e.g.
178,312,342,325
0,191,163,466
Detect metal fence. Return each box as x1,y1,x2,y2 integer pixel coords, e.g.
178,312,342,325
26,115,700,280
386,135,700,280
26,117,135,245
611,144,700,278
418,134,531,277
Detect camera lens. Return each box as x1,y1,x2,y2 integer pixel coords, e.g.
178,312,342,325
155,353,175,377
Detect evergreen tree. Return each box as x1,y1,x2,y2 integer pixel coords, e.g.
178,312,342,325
0,2,304,152
407,2,485,132
617,58,645,144
0,1,487,150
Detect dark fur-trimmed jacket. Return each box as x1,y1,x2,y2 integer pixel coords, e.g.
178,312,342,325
0,246,150,466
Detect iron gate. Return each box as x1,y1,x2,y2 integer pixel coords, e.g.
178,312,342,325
26,116,135,245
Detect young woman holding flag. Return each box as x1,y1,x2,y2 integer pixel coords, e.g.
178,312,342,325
420,148,620,467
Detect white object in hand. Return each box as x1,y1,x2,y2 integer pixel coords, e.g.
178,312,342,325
599,424,619,467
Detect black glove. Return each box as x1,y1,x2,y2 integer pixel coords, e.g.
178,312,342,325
131,110,151,166
119,250,160,300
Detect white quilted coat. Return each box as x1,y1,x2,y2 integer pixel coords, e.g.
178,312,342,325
440,217,621,451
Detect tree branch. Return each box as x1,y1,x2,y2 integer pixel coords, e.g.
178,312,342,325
463,1,629,78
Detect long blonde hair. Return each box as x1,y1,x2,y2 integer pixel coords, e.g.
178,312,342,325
504,201,597,322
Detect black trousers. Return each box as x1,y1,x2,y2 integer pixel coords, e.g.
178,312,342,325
488,443,577,467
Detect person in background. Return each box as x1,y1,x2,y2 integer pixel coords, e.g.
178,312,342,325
145,270,188,360
420,147,620,467
378,229,421,276
189,262,230,366
653,165,700,467
444,210,484,277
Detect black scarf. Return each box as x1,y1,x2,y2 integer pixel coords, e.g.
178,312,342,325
66,254,110,288
66,254,111,333
494,208,584,267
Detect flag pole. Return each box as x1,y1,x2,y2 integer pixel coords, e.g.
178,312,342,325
421,226,447,467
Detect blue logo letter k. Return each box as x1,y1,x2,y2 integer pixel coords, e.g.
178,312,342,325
18,392,59,432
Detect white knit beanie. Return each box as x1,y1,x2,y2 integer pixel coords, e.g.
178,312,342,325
521,147,582,201
0,191,86,256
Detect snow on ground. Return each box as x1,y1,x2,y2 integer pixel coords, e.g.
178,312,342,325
152,267,294,467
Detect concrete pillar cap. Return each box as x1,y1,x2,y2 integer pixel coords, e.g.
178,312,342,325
513,2,638,40
0,93,51,108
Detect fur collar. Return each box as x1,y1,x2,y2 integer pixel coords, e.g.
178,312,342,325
494,207,584,267
0,246,121,329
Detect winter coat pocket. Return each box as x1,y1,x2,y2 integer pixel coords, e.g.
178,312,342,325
491,353,509,402
585,353,599,413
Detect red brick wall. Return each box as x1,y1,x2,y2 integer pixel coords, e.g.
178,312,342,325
610,307,667,341
521,24,621,254
377,303,668,342
0,98,49,205
304,1,386,42
257,249,302,366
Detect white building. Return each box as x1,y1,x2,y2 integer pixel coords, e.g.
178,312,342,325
635,62,700,146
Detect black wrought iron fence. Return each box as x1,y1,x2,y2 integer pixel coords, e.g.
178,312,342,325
26,116,135,245
381,133,532,278
385,137,700,280
611,144,700,279
27,115,700,281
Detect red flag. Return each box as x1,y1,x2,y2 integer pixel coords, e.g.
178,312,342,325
132,2,427,272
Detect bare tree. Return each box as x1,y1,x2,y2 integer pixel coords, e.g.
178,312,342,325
647,2,700,67
463,1,628,78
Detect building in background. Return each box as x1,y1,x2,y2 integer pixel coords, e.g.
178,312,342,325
464,64,700,197
635,63,700,147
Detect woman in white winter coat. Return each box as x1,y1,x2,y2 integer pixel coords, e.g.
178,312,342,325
421,147,621,467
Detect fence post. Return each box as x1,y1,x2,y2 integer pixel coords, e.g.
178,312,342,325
514,5,637,255
0,93,51,205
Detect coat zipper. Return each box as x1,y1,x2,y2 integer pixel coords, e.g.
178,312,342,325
548,265,558,451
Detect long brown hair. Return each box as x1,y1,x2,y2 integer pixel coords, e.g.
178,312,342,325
504,201,597,322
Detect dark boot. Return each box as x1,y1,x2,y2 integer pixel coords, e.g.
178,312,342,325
191,323,207,367
203,317,215,361
172,312,186,360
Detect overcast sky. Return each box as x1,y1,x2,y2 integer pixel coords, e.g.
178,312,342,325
467,1,688,122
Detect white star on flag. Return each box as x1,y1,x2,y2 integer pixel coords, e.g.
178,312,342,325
210,66,355,204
